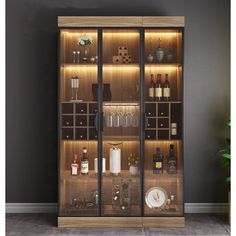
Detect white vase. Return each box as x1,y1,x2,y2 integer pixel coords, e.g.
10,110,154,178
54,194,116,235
129,165,138,176
156,47,165,62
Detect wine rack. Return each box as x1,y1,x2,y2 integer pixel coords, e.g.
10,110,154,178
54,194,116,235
61,102,98,140
145,102,182,140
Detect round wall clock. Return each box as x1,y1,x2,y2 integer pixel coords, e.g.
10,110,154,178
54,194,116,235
145,187,168,209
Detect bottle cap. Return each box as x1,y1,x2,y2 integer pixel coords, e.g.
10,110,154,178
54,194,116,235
170,144,174,149
83,147,87,153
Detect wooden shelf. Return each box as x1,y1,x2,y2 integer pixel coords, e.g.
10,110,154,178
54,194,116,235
103,63,140,67
145,170,183,180
103,101,139,106
61,63,98,67
145,63,182,67
145,101,182,103
61,170,140,181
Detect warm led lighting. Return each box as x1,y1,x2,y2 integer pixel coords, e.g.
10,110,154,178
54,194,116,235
103,32,139,37
61,31,97,37
103,102,139,106
103,64,140,71
62,65,98,71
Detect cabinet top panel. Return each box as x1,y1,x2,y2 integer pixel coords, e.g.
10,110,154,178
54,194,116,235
58,16,185,28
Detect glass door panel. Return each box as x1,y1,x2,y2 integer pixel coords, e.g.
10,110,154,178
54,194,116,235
144,29,183,216
101,29,141,216
59,29,99,216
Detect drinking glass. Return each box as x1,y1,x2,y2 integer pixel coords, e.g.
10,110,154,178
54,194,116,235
131,112,138,127
106,111,114,127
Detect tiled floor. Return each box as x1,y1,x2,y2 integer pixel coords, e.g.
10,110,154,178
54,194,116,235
6,214,230,236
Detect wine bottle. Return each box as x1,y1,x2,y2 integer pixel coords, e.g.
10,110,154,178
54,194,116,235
71,154,79,176
148,74,155,101
155,74,162,101
153,147,163,174
80,147,89,175
163,73,170,101
167,144,177,174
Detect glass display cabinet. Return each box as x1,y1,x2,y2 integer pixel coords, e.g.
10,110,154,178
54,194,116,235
58,16,184,227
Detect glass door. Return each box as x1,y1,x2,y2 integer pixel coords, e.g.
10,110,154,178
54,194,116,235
143,29,184,216
59,29,99,216
101,29,141,216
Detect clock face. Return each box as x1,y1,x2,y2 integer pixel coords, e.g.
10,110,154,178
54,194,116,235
145,187,168,209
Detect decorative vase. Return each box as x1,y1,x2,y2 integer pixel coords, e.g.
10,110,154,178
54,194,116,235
103,83,112,101
129,165,138,176
156,38,164,62
147,54,154,63
82,46,90,62
166,51,174,63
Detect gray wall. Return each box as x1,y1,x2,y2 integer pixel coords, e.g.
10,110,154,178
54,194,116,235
6,0,230,203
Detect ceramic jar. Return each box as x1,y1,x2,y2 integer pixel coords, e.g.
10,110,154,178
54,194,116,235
129,165,138,176
166,51,174,63
147,54,154,63
156,47,165,62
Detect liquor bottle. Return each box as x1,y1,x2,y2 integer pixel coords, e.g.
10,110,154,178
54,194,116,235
167,144,177,174
153,147,163,174
71,154,79,176
80,147,89,175
163,74,170,101
148,74,155,101
155,74,162,101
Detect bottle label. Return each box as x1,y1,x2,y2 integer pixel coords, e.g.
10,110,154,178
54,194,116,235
155,87,162,98
71,164,78,175
149,88,154,98
171,128,177,135
168,160,177,173
155,162,162,169
81,161,89,174
163,88,170,98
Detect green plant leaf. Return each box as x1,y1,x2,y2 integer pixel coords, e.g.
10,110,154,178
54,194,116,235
221,158,230,167
218,146,231,153
226,176,230,182
222,153,231,159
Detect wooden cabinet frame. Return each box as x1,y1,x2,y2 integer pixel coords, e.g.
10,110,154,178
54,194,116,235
58,16,185,227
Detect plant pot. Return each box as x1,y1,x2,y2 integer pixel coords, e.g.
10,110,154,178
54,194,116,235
129,165,138,176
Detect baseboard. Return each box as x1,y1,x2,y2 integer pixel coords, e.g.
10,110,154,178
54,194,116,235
6,203,58,213
6,203,228,214
184,203,228,213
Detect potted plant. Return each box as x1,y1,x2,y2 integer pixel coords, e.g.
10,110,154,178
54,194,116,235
128,153,139,176
218,119,230,222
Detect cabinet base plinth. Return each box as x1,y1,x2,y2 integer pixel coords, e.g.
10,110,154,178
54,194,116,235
58,217,185,228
